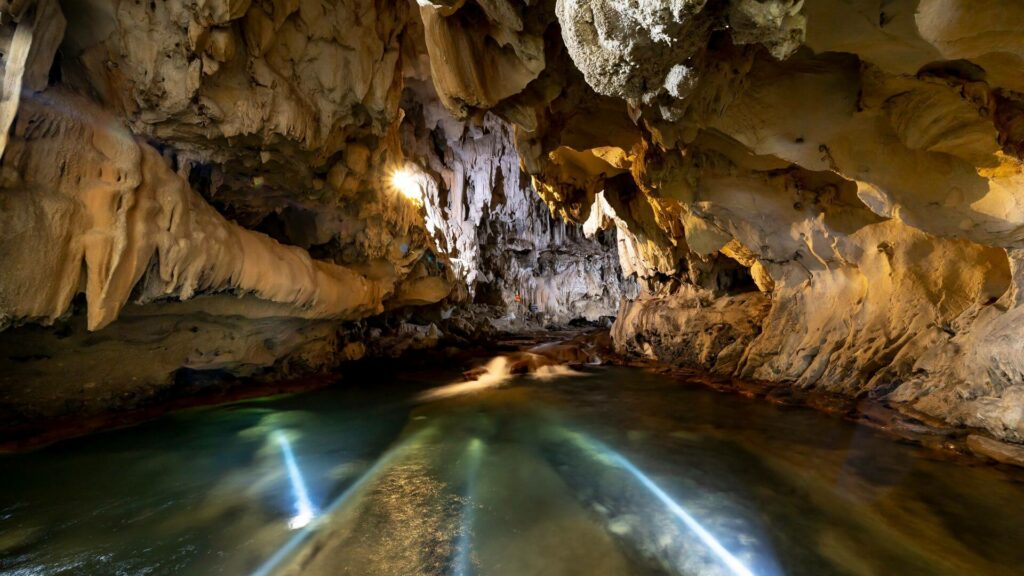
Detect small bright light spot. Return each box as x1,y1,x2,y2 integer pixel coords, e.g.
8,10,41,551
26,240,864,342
288,510,315,530
391,168,423,203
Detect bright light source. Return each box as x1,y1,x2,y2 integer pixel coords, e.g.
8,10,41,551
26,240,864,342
390,168,423,203
288,510,315,530
273,431,317,531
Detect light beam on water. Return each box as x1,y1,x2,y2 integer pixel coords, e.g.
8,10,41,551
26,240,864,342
273,431,317,530
250,427,434,576
565,431,756,576
452,438,484,576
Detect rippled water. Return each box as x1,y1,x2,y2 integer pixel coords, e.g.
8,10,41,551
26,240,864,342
2,362,1023,575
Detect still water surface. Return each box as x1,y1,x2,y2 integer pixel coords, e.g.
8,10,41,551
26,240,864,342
2,362,1023,575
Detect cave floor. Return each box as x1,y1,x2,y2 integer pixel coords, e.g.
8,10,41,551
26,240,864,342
1,363,1022,576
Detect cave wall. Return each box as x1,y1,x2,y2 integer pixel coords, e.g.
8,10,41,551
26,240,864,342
0,0,628,426
1,0,1024,442
415,112,630,326
400,58,630,325
408,0,1024,442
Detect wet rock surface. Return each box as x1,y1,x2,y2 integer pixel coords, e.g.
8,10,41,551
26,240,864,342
966,434,1024,468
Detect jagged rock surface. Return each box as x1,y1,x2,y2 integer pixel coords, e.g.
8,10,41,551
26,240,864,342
409,0,1024,442
0,0,627,425
400,70,629,325
2,0,1024,447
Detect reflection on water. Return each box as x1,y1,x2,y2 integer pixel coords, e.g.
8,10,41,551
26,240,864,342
417,356,512,401
2,364,1023,575
531,364,585,381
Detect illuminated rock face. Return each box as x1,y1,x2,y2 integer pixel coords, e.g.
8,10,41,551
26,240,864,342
410,0,1024,441
1,0,432,332
1,92,391,332
398,83,631,326
0,0,624,422
2,0,1024,441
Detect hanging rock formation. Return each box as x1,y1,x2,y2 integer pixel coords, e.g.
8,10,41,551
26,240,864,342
413,0,1024,443
0,0,625,426
1,0,1024,447
400,47,630,326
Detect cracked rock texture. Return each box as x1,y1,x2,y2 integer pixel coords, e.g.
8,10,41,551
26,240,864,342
535,0,1024,443
2,0,1024,446
0,0,625,425
412,0,1024,443
401,58,630,325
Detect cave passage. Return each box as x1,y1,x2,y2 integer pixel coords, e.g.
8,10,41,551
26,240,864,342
4,0,1024,572
2,363,1022,576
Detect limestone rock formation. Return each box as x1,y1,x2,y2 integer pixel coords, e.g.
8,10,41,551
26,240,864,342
0,0,626,426
1,91,391,332
535,0,1024,443
408,0,1024,443
400,84,629,326
2,0,1024,449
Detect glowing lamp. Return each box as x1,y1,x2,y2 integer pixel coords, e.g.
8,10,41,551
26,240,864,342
390,168,423,203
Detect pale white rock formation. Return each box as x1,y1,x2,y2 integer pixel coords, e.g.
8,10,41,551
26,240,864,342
555,0,804,103
401,48,631,325
555,0,713,102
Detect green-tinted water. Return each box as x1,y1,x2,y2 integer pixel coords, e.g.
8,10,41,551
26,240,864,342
2,364,1022,575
